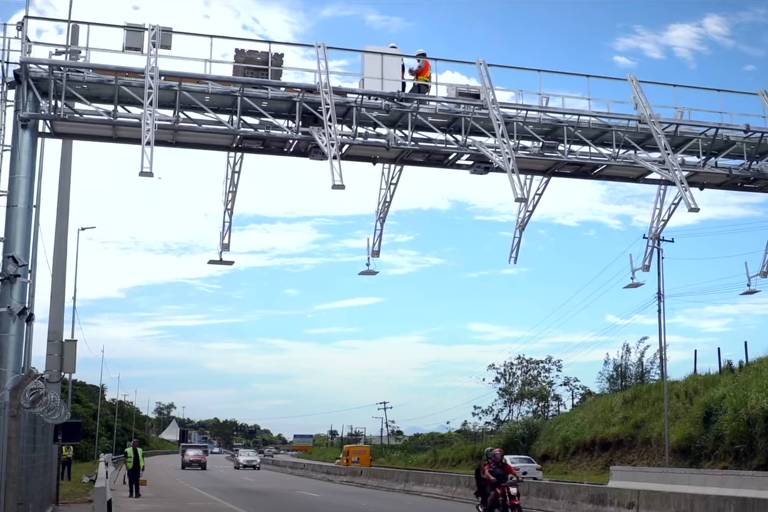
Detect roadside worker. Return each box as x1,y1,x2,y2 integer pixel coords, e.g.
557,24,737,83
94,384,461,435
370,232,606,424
123,438,145,498
60,445,74,481
408,49,431,95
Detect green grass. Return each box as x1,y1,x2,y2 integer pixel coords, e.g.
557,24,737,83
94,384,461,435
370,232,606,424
533,356,768,471
59,461,98,503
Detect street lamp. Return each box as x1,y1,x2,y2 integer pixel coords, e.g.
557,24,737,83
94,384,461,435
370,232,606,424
68,225,95,409
358,237,378,276
739,242,768,296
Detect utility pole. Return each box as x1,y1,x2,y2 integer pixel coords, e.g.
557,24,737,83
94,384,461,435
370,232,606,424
146,398,151,436
744,340,749,365
653,235,673,467
131,389,138,439
376,401,392,445
93,346,104,459
693,349,697,376
112,374,120,454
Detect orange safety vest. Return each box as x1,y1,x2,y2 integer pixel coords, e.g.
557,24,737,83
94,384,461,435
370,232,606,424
415,59,431,82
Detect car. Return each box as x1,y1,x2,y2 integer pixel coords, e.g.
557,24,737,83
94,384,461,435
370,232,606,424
234,449,261,470
504,455,543,480
181,448,207,470
263,448,276,458
211,447,222,454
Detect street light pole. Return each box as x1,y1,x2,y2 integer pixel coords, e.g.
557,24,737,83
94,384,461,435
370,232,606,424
112,374,120,454
656,238,672,467
68,225,95,409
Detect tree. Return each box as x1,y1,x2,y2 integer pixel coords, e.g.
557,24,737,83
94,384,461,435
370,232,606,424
597,336,660,393
560,376,592,409
472,354,567,427
153,401,176,432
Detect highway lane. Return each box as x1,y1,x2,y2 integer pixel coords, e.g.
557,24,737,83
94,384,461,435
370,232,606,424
113,454,475,512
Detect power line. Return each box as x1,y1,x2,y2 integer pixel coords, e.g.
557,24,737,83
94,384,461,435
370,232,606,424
258,403,379,421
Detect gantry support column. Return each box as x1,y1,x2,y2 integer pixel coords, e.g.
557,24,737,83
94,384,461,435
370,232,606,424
628,74,699,272
217,151,244,257
312,43,345,190
0,84,39,390
508,175,550,264
139,25,161,178
370,163,404,258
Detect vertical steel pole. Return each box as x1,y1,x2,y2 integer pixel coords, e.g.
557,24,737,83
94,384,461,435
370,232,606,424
44,26,79,396
22,137,45,372
693,349,697,375
744,340,749,365
0,78,39,512
0,86,39,389
93,346,104,459
131,389,137,439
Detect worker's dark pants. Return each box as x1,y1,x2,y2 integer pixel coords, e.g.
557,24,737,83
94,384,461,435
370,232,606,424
409,82,430,95
127,467,141,497
60,458,72,481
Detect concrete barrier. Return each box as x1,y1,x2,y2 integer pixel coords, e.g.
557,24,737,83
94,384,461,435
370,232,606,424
609,466,768,499
262,458,768,512
93,455,112,512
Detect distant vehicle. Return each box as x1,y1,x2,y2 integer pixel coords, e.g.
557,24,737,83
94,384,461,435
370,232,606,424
335,444,372,467
181,448,207,470
180,443,209,456
504,455,543,480
211,446,222,454
263,448,276,458
234,449,261,470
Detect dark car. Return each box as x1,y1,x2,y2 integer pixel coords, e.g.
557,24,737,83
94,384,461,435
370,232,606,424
181,448,207,470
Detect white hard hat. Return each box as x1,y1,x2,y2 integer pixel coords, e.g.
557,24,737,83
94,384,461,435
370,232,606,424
388,42,399,49
415,49,427,57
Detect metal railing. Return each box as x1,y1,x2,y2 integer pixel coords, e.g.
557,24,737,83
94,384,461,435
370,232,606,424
4,15,765,129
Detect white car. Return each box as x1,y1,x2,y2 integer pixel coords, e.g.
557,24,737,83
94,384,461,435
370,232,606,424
504,455,543,480
234,449,261,470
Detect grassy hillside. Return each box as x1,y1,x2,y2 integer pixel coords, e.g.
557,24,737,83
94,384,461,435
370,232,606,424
533,356,768,470
301,357,768,481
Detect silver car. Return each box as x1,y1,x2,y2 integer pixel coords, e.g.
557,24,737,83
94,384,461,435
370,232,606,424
504,455,543,480
234,449,261,470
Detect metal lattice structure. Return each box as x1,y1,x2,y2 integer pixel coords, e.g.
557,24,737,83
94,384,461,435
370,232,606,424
1,16,767,265
371,163,404,258
139,25,161,177
219,150,244,255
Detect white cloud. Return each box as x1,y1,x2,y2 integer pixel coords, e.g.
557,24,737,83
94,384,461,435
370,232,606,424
282,288,300,296
318,4,409,32
613,12,759,65
743,64,757,72
612,55,637,68
466,268,527,278
304,326,359,334
604,313,657,326
313,297,384,310
466,322,528,341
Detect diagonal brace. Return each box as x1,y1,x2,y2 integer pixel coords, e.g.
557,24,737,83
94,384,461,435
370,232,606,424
509,175,550,264
370,163,405,258
628,74,699,213
314,42,345,190
217,150,244,255
476,59,526,203
639,185,682,272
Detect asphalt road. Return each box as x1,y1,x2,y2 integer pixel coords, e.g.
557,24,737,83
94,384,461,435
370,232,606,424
112,454,474,512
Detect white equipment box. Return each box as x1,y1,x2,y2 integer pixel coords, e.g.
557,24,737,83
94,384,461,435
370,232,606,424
362,46,403,92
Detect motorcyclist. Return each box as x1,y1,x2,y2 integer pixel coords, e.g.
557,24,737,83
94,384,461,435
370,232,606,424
474,447,494,511
481,448,521,511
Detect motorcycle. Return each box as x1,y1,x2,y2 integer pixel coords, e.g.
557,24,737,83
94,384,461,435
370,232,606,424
479,480,522,512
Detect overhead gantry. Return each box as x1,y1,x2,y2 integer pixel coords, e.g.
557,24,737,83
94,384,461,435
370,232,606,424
3,16,767,271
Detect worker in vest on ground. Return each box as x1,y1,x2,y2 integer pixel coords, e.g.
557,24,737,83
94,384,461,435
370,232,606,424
408,49,431,95
123,439,145,498
60,445,74,481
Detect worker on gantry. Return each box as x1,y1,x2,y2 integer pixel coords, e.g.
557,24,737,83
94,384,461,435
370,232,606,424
408,49,431,95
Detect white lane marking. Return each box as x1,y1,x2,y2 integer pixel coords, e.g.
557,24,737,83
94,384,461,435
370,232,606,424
175,478,249,512
296,491,321,497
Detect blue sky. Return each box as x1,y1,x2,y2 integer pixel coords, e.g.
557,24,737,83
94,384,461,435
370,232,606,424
2,0,767,437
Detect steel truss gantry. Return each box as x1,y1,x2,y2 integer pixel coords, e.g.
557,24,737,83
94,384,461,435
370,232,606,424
741,241,768,295
313,42,345,190
5,17,768,268
139,24,161,177
370,163,404,258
